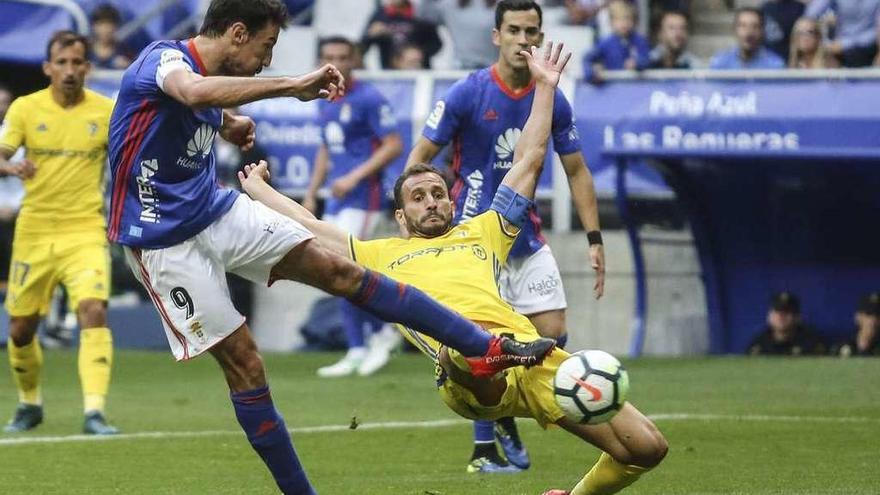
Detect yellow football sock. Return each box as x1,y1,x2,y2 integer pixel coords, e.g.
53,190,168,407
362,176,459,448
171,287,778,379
571,452,651,495
78,327,113,413
8,337,43,405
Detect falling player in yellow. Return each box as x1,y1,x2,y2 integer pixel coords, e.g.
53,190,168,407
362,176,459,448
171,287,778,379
240,42,667,495
0,31,117,434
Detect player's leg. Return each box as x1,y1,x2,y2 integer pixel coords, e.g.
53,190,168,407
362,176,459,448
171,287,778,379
62,238,117,434
3,239,54,432
553,405,668,495
210,325,316,495
124,238,316,495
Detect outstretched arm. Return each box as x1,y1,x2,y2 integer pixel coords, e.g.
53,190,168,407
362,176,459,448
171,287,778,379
500,41,571,200
238,161,352,258
162,64,345,109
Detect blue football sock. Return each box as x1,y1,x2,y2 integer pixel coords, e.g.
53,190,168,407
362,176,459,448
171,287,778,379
348,269,491,357
340,300,367,349
231,386,316,495
474,420,495,443
556,333,569,349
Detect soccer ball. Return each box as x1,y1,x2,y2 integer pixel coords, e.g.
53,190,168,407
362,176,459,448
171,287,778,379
553,350,629,425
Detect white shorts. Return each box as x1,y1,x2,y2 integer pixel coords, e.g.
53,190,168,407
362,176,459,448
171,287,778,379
499,244,568,315
124,195,314,361
323,208,382,239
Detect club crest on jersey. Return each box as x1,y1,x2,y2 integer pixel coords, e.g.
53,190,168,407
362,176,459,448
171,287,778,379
178,123,215,169
88,121,98,136
494,128,521,169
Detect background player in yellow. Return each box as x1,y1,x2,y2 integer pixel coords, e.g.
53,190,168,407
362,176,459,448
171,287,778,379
0,31,117,435
238,41,667,495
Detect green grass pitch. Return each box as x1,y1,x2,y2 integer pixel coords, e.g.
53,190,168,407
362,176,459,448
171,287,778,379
0,350,878,494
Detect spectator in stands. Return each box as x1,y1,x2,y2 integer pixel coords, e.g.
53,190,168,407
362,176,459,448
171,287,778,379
361,0,441,69
748,292,826,356
805,0,880,67
788,17,839,68
648,10,699,69
0,84,22,295
710,8,785,69
564,0,607,34
391,44,425,69
582,0,650,83
761,0,805,62
834,293,880,357
89,4,133,70
417,0,498,69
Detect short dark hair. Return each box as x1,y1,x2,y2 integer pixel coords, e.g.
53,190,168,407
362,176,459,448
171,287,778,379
495,0,543,30
199,0,288,38
46,30,89,61
317,36,355,58
734,7,763,26
660,9,689,26
393,163,447,209
90,3,122,25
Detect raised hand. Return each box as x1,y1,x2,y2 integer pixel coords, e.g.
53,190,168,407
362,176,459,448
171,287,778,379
237,160,271,196
291,64,346,102
520,41,572,88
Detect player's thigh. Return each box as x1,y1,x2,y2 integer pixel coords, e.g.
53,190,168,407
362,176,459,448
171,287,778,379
325,208,382,239
500,245,568,317
558,402,668,467
210,194,315,286
3,238,57,317
124,243,244,361
54,236,111,311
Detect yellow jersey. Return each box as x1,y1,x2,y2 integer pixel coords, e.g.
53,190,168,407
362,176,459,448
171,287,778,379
350,211,540,357
0,88,113,236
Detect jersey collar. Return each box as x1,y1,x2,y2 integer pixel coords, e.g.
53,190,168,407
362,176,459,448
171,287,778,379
186,39,209,75
490,64,535,100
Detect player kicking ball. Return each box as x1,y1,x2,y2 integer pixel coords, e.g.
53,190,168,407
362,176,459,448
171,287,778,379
108,0,552,492
239,41,667,495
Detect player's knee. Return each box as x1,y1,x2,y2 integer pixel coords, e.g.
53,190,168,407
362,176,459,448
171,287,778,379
8,316,40,347
77,299,107,328
625,429,669,468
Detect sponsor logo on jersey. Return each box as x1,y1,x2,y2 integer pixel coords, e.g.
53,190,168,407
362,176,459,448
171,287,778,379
137,159,160,224
324,121,346,154
379,104,397,128
178,123,215,169
88,121,98,136
425,100,445,129
569,123,580,142
387,243,489,270
461,169,484,220
339,103,352,123
528,274,561,296
37,123,48,132
493,127,521,169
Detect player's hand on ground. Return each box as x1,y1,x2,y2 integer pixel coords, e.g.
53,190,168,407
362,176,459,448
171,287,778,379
521,41,571,88
590,244,605,299
220,114,256,151
2,159,36,179
330,173,358,199
237,160,271,196
291,64,346,102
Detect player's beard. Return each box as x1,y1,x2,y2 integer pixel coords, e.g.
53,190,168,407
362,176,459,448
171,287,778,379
407,211,452,238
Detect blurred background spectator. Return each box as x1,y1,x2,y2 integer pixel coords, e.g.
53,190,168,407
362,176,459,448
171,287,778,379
788,16,838,68
805,0,880,67
89,3,134,69
563,0,607,40
748,292,826,356
834,293,880,357
417,0,498,69
761,0,805,62
710,7,785,69
391,43,426,69
361,0,441,69
582,0,650,82
648,9,699,69
0,84,22,297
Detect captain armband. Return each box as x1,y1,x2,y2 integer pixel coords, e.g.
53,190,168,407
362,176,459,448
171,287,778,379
490,185,534,229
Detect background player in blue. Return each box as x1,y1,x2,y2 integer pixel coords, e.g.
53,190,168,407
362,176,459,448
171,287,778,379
303,37,404,378
107,0,555,492
406,0,606,474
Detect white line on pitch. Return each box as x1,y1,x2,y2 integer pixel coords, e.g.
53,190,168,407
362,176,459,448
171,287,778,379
1,413,877,447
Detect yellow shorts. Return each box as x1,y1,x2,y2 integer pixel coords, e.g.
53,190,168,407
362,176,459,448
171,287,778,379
439,348,571,429
4,231,110,316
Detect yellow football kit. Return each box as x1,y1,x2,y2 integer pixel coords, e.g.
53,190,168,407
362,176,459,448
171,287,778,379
0,88,112,316
350,210,568,427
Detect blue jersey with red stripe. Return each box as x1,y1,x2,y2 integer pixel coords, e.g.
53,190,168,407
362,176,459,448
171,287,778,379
108,39,238,248
421,66,582,258
318,80,397,215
